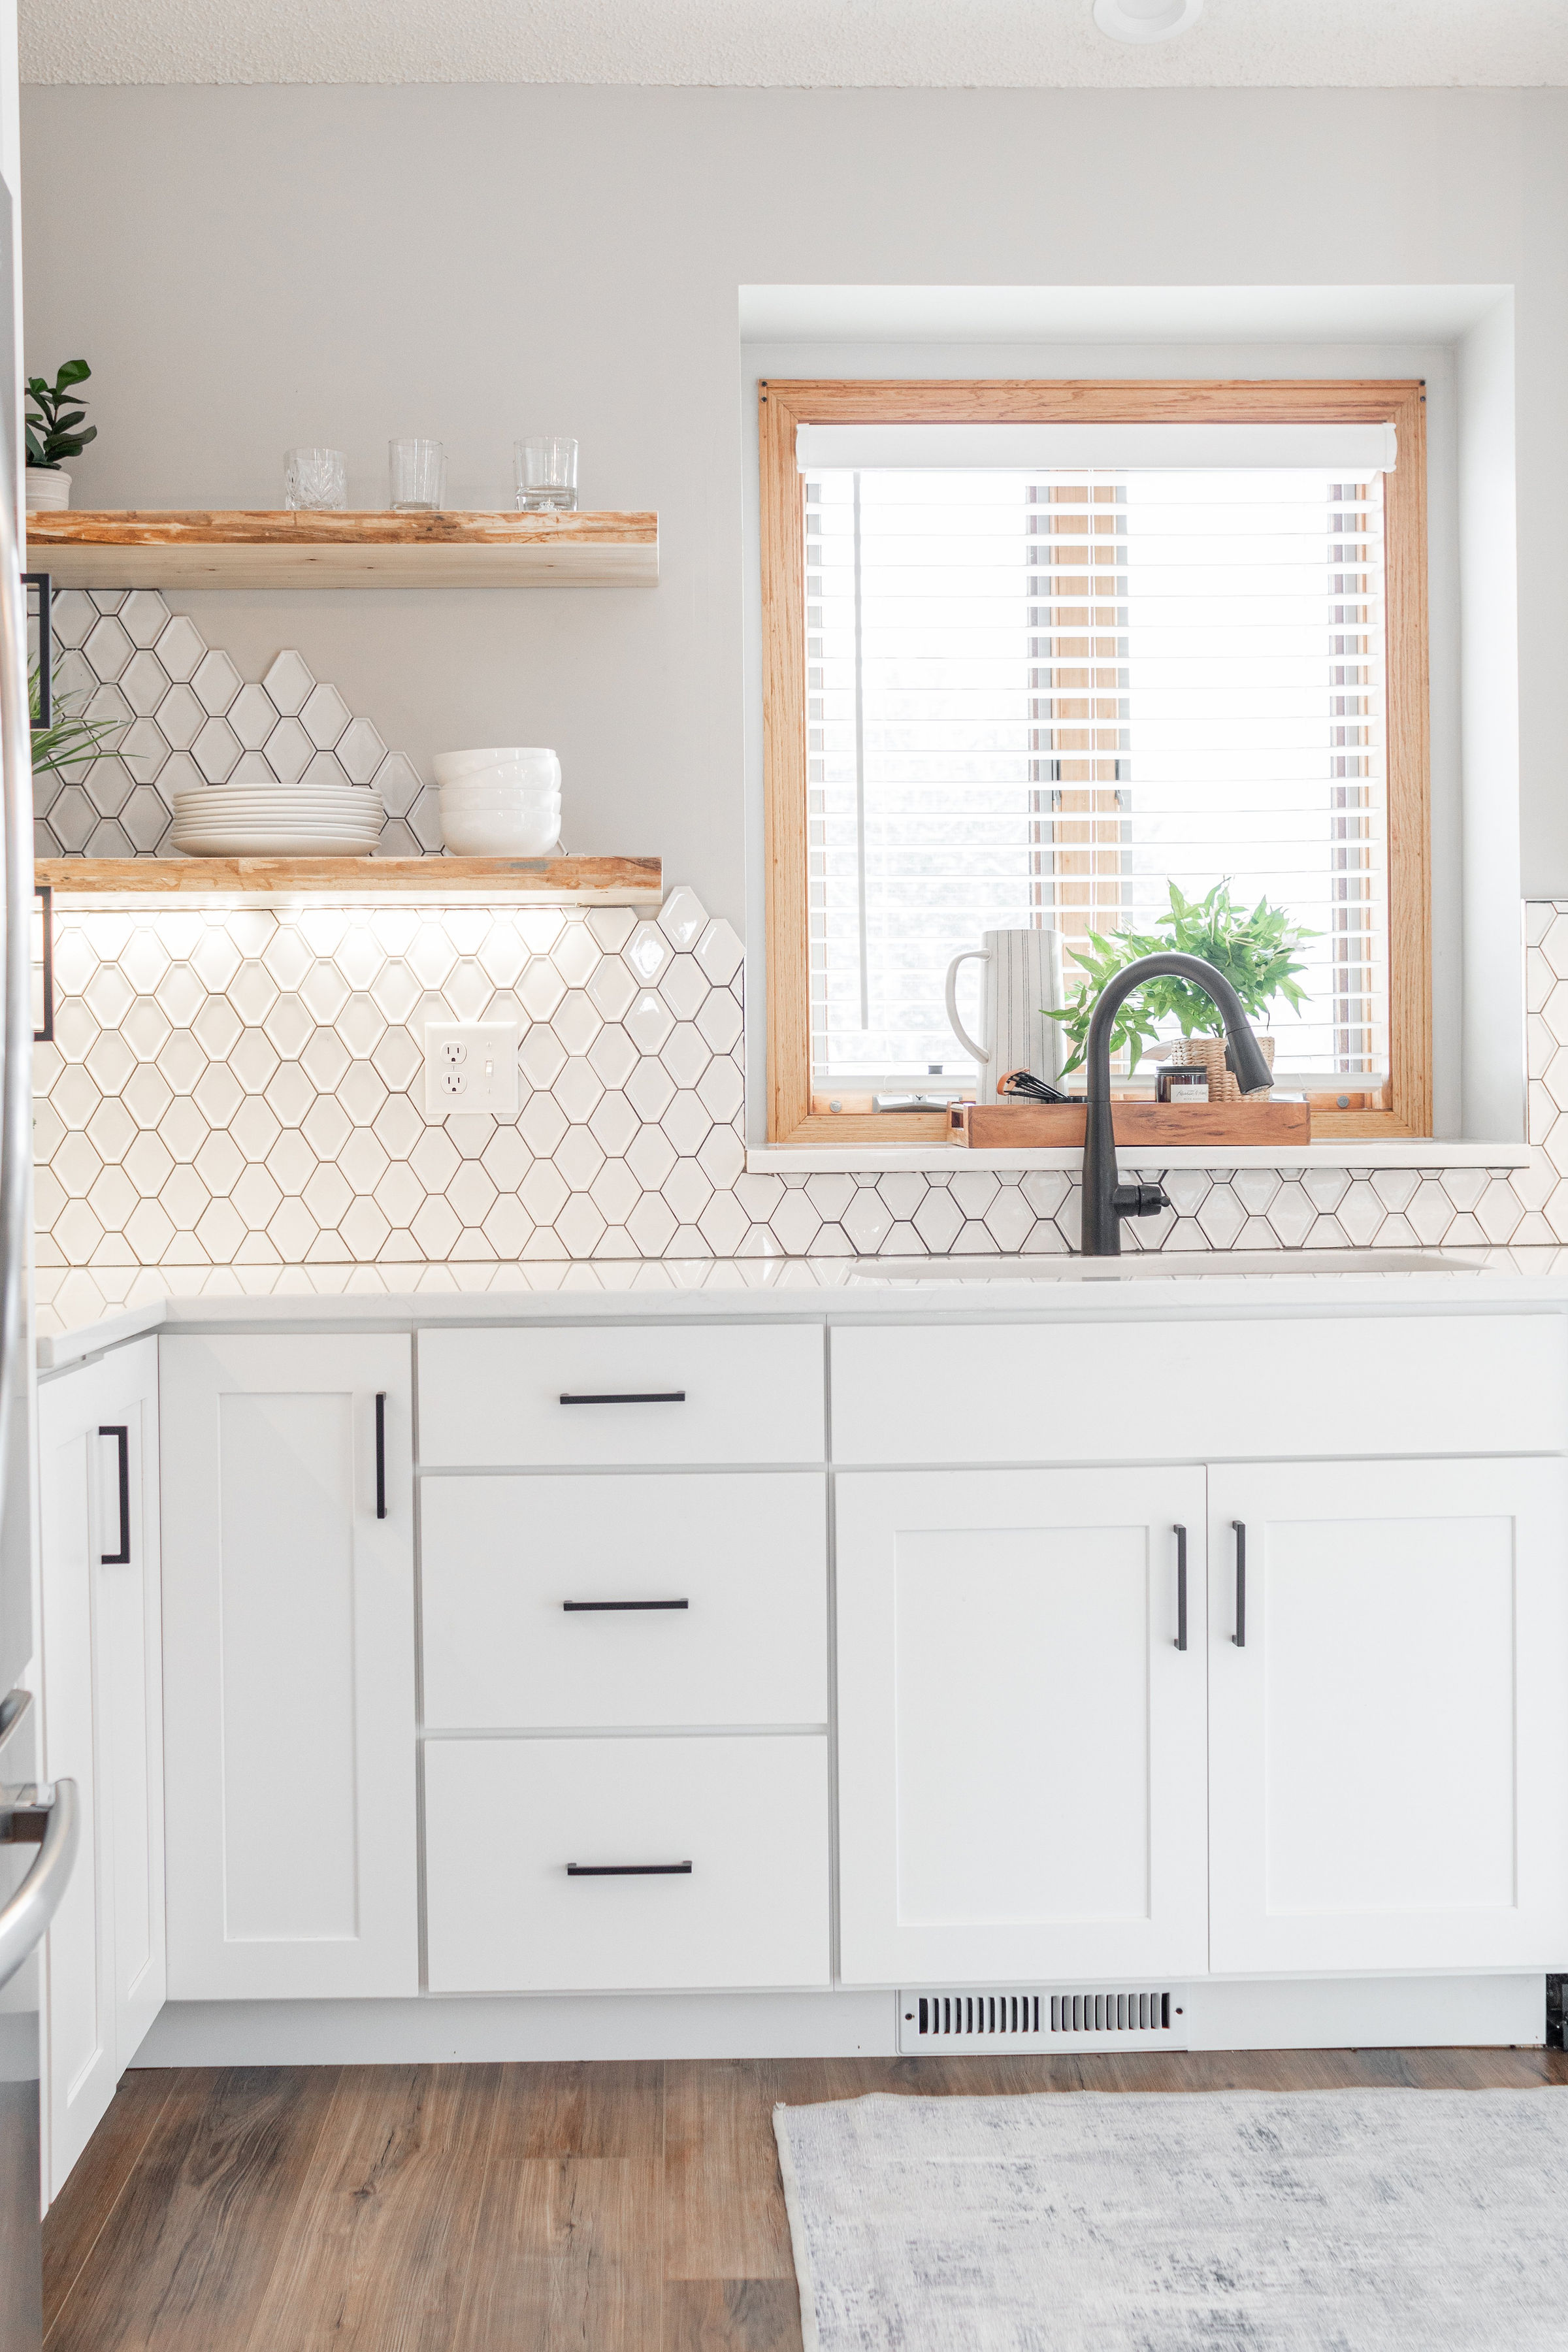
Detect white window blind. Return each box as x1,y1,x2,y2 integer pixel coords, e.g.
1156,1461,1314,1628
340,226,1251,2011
804,465,1388,1091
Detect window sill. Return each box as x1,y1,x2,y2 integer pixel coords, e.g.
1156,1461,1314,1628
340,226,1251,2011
747,1141,1535,1175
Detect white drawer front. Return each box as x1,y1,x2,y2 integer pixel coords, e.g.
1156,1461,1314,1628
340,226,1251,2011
417,1325,824,1466
423,1735,830,1991
832,1314,1568,1465
421,1472,828,1729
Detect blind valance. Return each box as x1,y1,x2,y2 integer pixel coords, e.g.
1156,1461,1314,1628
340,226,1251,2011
795,421,1398,474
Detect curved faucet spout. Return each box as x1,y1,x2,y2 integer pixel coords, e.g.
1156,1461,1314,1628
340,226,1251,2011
1080,951,1273,1256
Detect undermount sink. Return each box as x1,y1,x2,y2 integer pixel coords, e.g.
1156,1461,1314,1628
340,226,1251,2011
849,1248,1483,1283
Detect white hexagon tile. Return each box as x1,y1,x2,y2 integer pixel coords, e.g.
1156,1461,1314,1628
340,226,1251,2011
35,590,431,857
31,892,1567,1332
33,890,753,1323
25,593,1568,1322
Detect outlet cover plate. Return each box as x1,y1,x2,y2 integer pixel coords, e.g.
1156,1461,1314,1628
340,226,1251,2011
423,1021,520,1117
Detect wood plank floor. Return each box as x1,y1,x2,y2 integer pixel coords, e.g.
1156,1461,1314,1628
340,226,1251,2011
42,2047,1568,2350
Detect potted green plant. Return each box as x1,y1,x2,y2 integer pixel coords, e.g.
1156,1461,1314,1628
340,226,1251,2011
1047,880,1316,1082
25,359,95,511
29,664,123,783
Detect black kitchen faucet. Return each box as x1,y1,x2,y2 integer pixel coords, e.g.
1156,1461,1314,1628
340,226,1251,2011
1080,952,1275,1256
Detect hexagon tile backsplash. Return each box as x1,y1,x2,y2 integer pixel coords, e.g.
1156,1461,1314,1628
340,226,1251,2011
35,589,434,856
29,889,1568,1327
26,598,1568,1315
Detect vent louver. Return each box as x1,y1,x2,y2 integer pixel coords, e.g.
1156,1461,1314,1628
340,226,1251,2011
898,1985,1186,2054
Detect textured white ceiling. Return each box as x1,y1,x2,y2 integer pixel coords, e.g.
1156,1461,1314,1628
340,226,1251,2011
21,0,1568,88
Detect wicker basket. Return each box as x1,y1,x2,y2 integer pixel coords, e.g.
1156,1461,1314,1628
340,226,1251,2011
1172,1032,1275,1103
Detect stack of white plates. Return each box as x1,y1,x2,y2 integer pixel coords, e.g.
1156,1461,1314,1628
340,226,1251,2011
432,747,561,856
171,786,385,857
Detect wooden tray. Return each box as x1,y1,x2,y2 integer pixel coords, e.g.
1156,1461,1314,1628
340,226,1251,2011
950,1099,1311,1148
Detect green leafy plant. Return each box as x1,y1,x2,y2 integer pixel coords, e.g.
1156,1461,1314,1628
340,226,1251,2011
29,664,122,781
25,359,95,472
1048,880,1317,1077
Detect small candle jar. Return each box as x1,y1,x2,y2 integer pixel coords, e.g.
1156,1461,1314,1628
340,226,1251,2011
1156,1063,1210,1105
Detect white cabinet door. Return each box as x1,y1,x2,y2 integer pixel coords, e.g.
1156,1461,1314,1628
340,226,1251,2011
836,1467,1209,1987
161,1335,417,1999
38,1336,163,2201
1208,1456,1568,1976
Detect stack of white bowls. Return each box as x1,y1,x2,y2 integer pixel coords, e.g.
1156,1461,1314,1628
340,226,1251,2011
434,747,561,856
171,783,384,857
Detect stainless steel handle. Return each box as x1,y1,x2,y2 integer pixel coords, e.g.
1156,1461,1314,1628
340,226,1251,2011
1173,1524,1188,1651
100,1424,131,1564
375,1392,387,1520
0,460,35,1522
0,1780,78,1991
1232,1519,1247,1647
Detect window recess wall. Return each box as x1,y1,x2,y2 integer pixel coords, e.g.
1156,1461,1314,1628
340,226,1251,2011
762,382,1431,1147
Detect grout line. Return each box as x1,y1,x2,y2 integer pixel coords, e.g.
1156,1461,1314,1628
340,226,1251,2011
42,2071,181,2345
659,2055,668,2352
446,2054,510,2352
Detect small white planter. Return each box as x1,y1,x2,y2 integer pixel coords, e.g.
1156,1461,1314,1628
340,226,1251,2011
25,470,71,512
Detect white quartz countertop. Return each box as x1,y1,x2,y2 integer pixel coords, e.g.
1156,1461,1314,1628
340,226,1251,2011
34,1247,1568,1372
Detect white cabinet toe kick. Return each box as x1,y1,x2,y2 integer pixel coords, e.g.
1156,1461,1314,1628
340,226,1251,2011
42,1290,1567,2113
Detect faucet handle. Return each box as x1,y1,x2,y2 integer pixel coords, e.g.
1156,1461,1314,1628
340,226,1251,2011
1111,1181,1169,1220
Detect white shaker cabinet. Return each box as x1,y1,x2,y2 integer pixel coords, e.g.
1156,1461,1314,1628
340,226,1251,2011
37,1337,163,2199
160,1334,417,1999
1207,1456,1568,1977
836,1466,1209,1987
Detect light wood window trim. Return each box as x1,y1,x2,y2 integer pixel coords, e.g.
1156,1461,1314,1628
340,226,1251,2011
760,378,1431,1145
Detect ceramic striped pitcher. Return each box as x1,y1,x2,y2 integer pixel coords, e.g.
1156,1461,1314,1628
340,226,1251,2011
944,928,1066,1105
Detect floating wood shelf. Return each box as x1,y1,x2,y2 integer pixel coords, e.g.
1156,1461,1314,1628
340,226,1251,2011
36,855,661,906
25,510,659,589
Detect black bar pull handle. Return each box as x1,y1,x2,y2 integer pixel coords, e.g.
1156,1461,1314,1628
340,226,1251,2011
559,1390,686,1407
1173,1524,1188,1652
566,1861,693,1877
1232,1519,1247,1647
563,1598,690,1612
375,1393,387,1520
99,1426,130,1565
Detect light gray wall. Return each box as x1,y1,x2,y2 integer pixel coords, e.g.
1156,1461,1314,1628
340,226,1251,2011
18,85,1568,1082
1458,295,1526,1141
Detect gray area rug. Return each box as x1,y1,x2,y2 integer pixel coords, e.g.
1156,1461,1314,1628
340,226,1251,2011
773,2087,1568,2349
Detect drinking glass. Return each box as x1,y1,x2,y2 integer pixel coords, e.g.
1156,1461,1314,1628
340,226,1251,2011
389,438,446,512
514,436,578,512
284,447,347,510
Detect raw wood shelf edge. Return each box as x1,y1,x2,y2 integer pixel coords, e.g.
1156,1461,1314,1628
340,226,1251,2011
25,510,659,589
35,855,662,905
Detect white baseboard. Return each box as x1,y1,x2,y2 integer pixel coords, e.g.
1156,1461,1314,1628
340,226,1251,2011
1184,1973,1544,2053
133,1974,1546,2068
135,1988,900,2066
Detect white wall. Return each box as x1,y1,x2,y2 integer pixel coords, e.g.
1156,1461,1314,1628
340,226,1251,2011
18,84,1568,1124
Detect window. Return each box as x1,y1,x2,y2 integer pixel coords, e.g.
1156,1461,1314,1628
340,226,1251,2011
760,382,1430,1144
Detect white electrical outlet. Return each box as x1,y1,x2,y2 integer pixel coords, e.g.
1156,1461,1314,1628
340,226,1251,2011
423,1021,520,1117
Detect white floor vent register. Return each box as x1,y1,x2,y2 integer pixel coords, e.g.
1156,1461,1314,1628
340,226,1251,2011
898,1987,1188,2054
